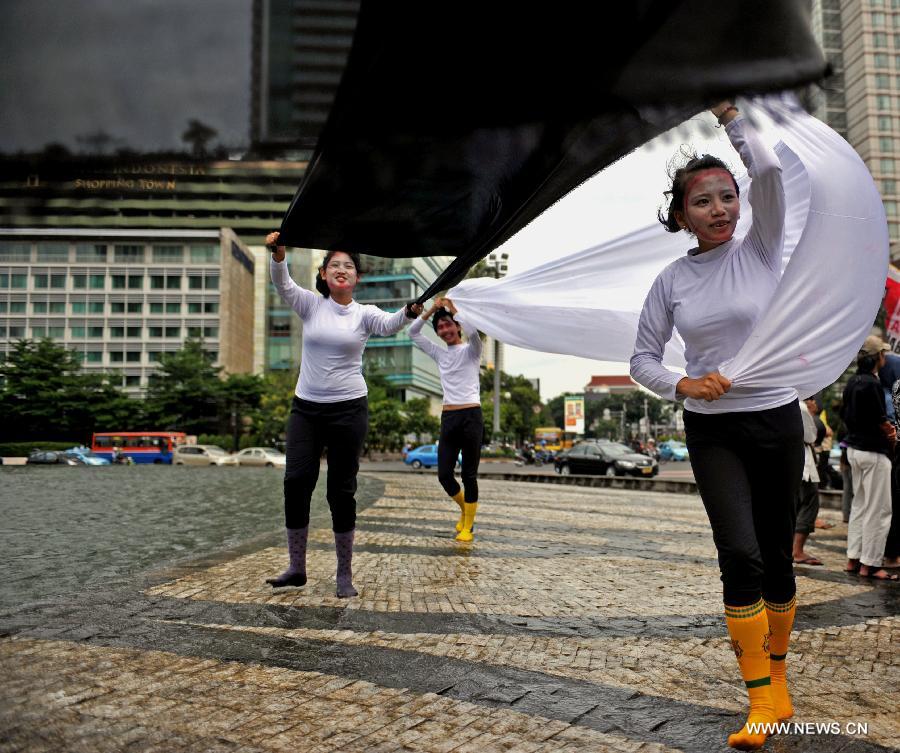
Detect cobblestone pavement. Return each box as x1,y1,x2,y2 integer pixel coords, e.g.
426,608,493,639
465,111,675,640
1,473,898,752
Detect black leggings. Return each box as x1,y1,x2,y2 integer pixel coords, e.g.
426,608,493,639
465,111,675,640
437,407,483,502
685,401,803,606
283,396,368,533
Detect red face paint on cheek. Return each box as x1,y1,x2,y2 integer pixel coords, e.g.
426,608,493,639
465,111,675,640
682,168,736,211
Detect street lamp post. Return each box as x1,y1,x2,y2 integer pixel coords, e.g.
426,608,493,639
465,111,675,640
486,252,509,439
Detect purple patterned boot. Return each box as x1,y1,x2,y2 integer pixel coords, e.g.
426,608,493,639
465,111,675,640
265,526,308,588
334,529,358,598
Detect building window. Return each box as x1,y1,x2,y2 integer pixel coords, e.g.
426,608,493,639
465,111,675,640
128,275,143,290
8,326,25,338
149,326,163,338
125,375,141,387
85,351,102,363
48,326,64,338
149,302,164,313
111,275,126,289
36,243,68,262
886,200,898,215
877,94,893,110
110,351,124,363
884,179,896,193
165,326,180,338
90,274,105,289
75,244,107,263
32,326,47,338
32,301,48,313
204,301,219,314
72,274,87,289
873,12,886,27
71,302,86,314
880,115,893,130
70,326,85,338
883,157,896,172
126,326,141,338
0,302,6,313
50,274,65,289
114,245,144,263
88,327,103,338
187,326,202,337
188,302,202,314
9,301,25,313
111,302,126,313
882,137,895,152
876,73,891,88
203,326,218,338
150,275,165,289
49,302,65,314
165,302,181,314
205,274,219,290
166,275,181,290
127,302,142,313
33,274,48,289
148,351,162,362
153,245,184,263
11,274,27,289
188,276,203,290
126,351,141,363
110,327,125,338
876,52,890,68
88,301,103,313
190,245,220,264
0,242,31,262
875,31,889,46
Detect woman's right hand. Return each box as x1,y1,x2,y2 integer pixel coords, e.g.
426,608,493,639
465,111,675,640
266,231,286,262
676,372,732,401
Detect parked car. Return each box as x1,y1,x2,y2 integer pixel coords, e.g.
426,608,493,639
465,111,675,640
235,447,287,468
403,444,461,469
825,447,844,490
658,440,689,462
27,450,79,465
172,445,238,466
554,442,658,477
65,446,111,466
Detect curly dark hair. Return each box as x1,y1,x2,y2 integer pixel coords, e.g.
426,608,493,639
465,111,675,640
658,152,739,234
316,250,363,297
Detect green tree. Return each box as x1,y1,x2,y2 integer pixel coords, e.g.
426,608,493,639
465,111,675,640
0,338,135,443
401,397,440,443
251,370,298,446
367,398,405,451
480,367,547,444
145,338,223,434
221,372,265,451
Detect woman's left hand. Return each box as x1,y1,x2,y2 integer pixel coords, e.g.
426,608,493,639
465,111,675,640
442,297,458,315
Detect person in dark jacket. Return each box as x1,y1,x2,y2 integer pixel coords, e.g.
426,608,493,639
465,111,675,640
841,335,898,580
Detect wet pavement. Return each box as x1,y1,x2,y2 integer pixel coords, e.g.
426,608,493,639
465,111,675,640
1,470,897,752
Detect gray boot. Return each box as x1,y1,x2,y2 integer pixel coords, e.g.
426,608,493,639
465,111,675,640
334,529,358,598
266,526,308,588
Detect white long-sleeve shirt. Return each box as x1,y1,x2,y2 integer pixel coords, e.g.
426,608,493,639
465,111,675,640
408,313,482,405
630,114,798,414
270,257,408,402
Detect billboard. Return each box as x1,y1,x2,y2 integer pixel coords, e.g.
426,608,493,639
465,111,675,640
564,395,585,435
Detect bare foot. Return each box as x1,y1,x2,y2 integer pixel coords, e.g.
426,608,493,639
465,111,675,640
844,559,860,573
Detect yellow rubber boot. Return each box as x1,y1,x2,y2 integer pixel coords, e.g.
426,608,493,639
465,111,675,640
765,596,796,721
451,490,465,532
455,502,478,542
724,600,776,750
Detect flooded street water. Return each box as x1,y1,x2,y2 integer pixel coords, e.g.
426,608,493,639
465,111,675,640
0,465,381,610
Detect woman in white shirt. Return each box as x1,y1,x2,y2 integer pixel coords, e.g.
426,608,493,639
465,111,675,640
630,103,803,751
408,298,483,541
264,231,419,597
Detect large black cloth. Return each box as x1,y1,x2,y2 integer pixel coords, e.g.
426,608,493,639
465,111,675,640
279,1,827,298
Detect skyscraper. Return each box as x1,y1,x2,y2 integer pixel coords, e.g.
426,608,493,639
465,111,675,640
811,0,900,258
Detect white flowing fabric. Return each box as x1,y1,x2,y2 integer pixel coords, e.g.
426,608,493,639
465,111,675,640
448,96,888,399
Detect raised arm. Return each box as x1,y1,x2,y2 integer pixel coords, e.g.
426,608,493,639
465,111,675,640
722,106,785,272
364,305,411,337
266,231,317,318
407,304,442,361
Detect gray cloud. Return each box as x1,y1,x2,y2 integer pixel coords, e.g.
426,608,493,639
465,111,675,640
0,0,251,153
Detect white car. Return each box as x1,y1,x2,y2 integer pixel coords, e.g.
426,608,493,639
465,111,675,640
173,445,238,466
235,447,287,468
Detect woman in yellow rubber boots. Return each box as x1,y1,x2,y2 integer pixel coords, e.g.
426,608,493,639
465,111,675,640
408,298,483,541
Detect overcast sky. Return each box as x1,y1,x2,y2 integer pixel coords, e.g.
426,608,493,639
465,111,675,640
0,0,251,153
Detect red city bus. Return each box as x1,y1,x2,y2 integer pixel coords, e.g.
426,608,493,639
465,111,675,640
91,432,187,464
